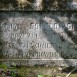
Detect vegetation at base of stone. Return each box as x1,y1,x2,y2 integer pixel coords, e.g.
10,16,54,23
0,64,77,77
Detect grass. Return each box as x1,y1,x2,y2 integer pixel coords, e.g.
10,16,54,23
0,65,77,77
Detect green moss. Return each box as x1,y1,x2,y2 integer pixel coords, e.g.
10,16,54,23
0,65,77,77
70,74,77,77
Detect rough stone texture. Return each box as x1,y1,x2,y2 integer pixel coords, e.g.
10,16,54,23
0,12,77,66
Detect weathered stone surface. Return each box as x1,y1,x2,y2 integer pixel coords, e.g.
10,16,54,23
0,12,77,66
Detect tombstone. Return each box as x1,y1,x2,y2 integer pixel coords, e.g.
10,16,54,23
0,11,77,66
